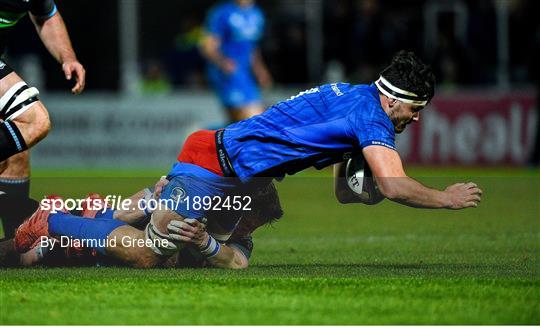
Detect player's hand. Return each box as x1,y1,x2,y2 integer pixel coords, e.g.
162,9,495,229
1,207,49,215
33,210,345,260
153,176,169,199
62,60,86,94
256,69,273,89
444,182,483,209
167,218,208,247
220,58,237,74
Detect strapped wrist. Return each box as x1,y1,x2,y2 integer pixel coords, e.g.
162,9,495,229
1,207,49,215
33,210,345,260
199,234,220,258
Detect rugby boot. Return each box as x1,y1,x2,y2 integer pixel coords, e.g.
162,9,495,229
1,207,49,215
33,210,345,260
14,195,68,253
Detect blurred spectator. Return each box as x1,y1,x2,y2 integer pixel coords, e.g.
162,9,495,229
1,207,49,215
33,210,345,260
140,60,172,95
161,18,206,89
3,0,536,90
200,0,273,122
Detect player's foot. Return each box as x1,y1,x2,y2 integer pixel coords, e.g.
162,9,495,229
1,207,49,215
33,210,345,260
20,245,50,267
14,195,68,253
81,193,110,218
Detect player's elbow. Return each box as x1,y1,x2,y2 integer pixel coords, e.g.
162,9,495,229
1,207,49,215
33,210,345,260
229,252,249,269
217,259,248,270
230,261,248,269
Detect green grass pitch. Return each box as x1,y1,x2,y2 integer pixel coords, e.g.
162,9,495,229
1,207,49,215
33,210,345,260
1,167,539,324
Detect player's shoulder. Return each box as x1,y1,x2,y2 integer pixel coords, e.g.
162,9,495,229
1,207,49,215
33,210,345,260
322,83,380,109
350,83,380,101
348,84,383,110
347,84,392,126
320,82,376,97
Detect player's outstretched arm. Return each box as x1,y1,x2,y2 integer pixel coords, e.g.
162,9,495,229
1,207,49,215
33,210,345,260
114,177,170,224
30,12,85,94
363,146,483,209
168,219,249,269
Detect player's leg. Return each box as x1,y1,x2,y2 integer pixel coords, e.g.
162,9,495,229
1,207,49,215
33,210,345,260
0,70,50,209
227,102,265,122
0,70,51,162
0,151,30,200
10,193,174,268
213,71,265,123
47,214,165,269
17,194,156,268
0,68,51,238
105,225,165,268
0,193,40,266
78,193,178,268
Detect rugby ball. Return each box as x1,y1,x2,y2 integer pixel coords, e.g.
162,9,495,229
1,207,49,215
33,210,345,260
345,154,384,205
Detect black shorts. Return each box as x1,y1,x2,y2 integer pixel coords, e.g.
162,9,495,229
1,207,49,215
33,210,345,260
0,58,14,80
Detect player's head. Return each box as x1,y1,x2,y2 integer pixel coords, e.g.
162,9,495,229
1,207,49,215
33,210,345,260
232,182,283,237
376,50,435,133
235,0,255,7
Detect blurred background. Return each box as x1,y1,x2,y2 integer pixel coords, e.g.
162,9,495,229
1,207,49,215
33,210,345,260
2,0,538,170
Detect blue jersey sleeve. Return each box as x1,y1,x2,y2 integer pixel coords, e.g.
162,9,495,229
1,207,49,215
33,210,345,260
348,104,396,150
205,5,227,39
29,0,57,19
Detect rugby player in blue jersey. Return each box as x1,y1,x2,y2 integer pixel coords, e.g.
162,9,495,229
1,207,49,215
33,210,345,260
13,51,483,268
0,0,85,242
200,0,272,122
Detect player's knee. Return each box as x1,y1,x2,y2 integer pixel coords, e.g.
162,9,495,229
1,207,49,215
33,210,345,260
1,79,49,147
5,102,50,151
25,102,51,144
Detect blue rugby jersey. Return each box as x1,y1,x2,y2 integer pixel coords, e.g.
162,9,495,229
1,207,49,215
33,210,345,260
223,83,396,182
205,1,264,72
